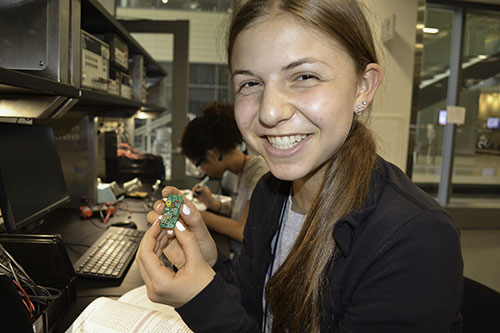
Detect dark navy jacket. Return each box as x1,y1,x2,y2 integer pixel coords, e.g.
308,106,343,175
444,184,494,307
178,157,463,332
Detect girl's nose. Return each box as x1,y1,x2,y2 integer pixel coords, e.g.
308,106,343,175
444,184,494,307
258,84,294,127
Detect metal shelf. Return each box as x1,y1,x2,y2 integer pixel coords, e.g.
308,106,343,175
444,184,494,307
0,68,78,97
0,67,167,118
0,0,169,119
81,0,167,78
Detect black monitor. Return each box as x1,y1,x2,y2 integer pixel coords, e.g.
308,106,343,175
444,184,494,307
0,123,70,233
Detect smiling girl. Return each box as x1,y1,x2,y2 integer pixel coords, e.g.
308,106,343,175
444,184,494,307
136,1,463,332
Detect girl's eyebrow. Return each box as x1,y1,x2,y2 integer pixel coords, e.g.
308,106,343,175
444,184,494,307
232,70,254,78
282,58,316,71
231,58,325,78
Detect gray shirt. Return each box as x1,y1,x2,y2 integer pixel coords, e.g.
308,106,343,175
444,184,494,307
221,155,269,254
263,194,306,332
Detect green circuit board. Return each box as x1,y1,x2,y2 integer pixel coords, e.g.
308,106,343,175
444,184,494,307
160,194,184,229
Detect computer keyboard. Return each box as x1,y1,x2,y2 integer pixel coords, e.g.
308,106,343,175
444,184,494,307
73,226,144,280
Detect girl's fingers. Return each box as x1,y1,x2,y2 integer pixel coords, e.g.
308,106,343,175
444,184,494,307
149,186,183,220
163,239,186,268
161,186,184,199
136,221,167,288
137,204,215,308
173,222,204,266
178,201,203,230
137,233,176,284
154,229,170,255
147,209,161,224
136,253,152,287
149,185,217,266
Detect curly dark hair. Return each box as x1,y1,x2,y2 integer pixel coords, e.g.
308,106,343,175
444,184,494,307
181,102,242,163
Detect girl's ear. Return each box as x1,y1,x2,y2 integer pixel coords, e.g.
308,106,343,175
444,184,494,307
354,63,382,110
205,149,218,162
205,148,223,163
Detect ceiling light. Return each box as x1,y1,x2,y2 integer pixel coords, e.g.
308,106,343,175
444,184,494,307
423,27,439,34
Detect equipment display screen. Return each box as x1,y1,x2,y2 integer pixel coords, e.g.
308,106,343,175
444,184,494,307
486,117,500,129
0,123,70,233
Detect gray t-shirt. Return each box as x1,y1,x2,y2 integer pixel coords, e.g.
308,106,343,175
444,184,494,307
231,155,268,222
263,194,306,332
221,155,269,254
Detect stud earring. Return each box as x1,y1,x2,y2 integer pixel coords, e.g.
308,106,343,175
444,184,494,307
354,100,367,116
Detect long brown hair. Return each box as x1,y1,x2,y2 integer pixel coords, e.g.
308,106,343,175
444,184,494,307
227,1,379,331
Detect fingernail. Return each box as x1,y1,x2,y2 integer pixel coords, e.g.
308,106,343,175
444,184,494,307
152,215,161,226
176,221,185,231
167,229,173,235
182,204,191,215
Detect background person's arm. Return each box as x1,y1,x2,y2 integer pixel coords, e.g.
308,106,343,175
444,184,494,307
200,200,250,243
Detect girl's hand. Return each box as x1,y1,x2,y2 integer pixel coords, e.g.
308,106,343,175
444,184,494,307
136,219,215,308
192,182,214,208
146,186,218,266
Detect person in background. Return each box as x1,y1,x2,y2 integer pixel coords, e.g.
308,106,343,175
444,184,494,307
181,102,268,257
137,0,463,331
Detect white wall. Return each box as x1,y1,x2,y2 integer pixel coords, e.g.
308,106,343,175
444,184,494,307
97,0,116,15
361,0,420,170
118,2,420,170
116,8,229,64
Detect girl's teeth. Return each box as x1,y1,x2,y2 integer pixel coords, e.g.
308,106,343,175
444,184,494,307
267,135,307,149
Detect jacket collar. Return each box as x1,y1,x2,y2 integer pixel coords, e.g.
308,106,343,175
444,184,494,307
333,157,385,256
263,157,386,257
261,176,292,252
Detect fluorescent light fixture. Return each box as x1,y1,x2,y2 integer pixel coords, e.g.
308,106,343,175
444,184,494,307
423,27,439,34
478,54,488,59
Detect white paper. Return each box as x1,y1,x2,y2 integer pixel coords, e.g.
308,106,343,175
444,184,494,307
66,285,192,333
117,285,179,316
446,106,466,125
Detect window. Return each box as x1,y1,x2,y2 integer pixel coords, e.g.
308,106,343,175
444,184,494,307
413,4,500,198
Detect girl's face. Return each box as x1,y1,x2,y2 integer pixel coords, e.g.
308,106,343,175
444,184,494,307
231,16,365,182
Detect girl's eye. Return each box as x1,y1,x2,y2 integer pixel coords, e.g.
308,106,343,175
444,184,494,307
292,73,320,88
297,74,317,81
237,80,261,94
242,81,259,88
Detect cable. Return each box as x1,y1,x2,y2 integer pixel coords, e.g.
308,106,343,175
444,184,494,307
89,218,106,230
63,241,90,256
8,260,20,285
0,244,37,287
118,201,129,211
0,243,62,320
12,279,35,320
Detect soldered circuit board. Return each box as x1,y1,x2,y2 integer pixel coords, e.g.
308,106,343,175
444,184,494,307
160,194,183,229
